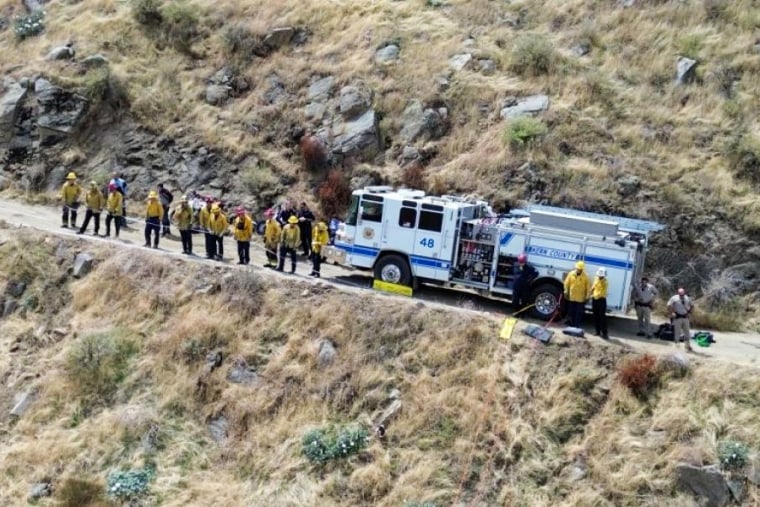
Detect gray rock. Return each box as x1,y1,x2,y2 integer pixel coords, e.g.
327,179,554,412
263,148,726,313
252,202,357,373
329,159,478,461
753,43,760,54
676,56,698,85
748,454,760,485
11,390,35,416
317,339,337,367
305,102,326,121
374,399,401,428
206,351,223,369
566,459,587,482
29,482,52,500
227,358,258,385
3,299,18,317
389,388,401,400
33,78,58,105
5,281,26,298
23,0,44,12
263,27,295,49
399,145,420,166
34,79,88,144
141,423,159,453
435,75,450,92
308,76,335,102
620,0,635,6
72,252,94,278
338,85,371,119
675,463,730,507
46,45,75,61
399,100,447,143
449,53,472,71
478,59,496,75
572,43,591,57
208,415,228,442
727,479,743,503
375,44,400,63
616,174,640,197
657,352,690,377
330,108,381,159
80,54,109,68
206,84,231,106
0,79,28,144
499,94,550,120
263,74,286,105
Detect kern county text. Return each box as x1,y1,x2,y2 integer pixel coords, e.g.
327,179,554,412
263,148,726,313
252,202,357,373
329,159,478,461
526,246,580,261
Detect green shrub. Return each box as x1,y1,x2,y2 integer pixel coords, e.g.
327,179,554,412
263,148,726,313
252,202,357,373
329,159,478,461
509,35,556,77
106,465,155,500
504,117,548,149
56,477,106,507
677,34,702,59
161,2,199,54
132,0,163,26
302,425,370,465
718,440,749,472
222,23,262,60
65,330,140,402
14,11,45,40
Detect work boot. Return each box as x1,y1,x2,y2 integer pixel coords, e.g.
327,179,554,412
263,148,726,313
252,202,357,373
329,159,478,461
61,223,68,228
144,242,150,247
76,230,84,235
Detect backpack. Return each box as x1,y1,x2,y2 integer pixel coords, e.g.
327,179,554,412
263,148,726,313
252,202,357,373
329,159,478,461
655,323,675,341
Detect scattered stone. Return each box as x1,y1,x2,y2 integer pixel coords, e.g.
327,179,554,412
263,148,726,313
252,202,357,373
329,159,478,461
657,351,690,377
499,94,550,120
329,108,381,159
616,174,640,197
51,327,69,338
206,84,231,106
307,76,335,102
748,454,760,485
727,479,743,503
389,388,401,400
5,280,26,298
72,252,94,278
304,102,327,121
23,0,44,12
11,390,35,417
571,43,591,57
478,59,496,75
620,0,636,6
374,399,401,428
46,44,75,61
399,100,448,143
338,85,372,119
28,482,52,500
566,458,587,482
208,415,228,443
0,78,28,144
227,357,258,385
676,56,698,85
435,75,450,92
449,53,472,71
263,74,286,105
375,44,400,63
141,423,160,453
398,145,420,166
206,351,223,370
675,463,730,507
3,299,18,317
317,339,337,368
80,54,109,68
195,283,220,295
263,27,295,49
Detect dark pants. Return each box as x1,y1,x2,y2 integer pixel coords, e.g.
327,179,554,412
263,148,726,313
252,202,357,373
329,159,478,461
237,241,250,264
513,282,529,310
213,236,224,260
105,214,121,237
204,232,215,258
312,250,322,275
79,209,101,234
567,301,585,327
300,224,312,256
145,217,160,247
62,204,78,227
592,297,608,338
265,244,278,266
180,229,192,253
277,246,297,273
161,205,171,235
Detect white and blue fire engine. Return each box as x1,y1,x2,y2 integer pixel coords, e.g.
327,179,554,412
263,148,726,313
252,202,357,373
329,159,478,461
324,186,664,319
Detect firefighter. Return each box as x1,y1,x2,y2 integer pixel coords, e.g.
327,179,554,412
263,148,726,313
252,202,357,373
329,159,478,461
310,220,329,277
632,276,658,338
60,172,82,228
276,215,300,273
512,253,538,313
157,183,174,237
199,197,214,259
171,195,194,255
563,261,590,327
144,191,164,248
108,172,127,228
589,267,609,339
263,208,281,268
667,288,694,351
104,183,123,238
232,206,253,265
298,201,316,258
77,181,105,236
207,203,228,261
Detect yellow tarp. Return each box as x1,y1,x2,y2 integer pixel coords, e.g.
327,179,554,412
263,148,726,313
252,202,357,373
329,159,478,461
500,317,518,341
372,279,413,297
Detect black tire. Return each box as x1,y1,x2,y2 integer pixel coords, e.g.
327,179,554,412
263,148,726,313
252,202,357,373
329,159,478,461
374,254,412,286
529,283,562,321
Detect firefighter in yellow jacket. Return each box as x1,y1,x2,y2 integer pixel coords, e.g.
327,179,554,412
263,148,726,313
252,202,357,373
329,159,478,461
563,261,590,327
171,195,194,255
144,190,164,248
232,206,253,265
199,197,214,259
310,220,329,277
207,203,228,261
105,183,123,238
77,181,105,236
589,268,609,339
276,215,300,273
263,208,281,268
60,172,82,228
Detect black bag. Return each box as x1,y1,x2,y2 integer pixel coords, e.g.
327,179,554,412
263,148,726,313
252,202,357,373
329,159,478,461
655,323,675,341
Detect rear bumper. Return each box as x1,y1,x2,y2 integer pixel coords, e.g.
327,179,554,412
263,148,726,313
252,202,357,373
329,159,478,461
323,245,347,266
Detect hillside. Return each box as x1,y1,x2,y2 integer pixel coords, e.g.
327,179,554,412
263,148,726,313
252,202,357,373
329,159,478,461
1,0,760,327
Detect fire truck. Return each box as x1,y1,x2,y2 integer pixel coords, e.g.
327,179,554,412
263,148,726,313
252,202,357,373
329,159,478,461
323,186,664,319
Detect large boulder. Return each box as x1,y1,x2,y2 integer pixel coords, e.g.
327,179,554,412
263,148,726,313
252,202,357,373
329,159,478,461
499,94,550,120
34,78,88,145
675,464,730,507
399,100,447,143
0,79,28,144
328,109,381,160
206,84,230,106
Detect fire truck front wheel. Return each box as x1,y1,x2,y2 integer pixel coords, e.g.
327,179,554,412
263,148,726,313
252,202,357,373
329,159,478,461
529,283,562,321
374,254,412,286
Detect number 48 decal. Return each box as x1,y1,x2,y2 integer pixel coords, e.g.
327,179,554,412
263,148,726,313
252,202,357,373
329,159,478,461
419,238,435,248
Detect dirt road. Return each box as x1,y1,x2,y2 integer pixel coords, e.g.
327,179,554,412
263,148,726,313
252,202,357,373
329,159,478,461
0,195,757,367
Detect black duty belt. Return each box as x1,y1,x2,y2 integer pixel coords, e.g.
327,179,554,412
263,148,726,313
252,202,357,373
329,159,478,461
635,302,652,308
674,313,688,319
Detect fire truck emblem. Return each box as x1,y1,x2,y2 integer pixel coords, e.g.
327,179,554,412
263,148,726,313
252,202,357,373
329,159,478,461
362,227,375,240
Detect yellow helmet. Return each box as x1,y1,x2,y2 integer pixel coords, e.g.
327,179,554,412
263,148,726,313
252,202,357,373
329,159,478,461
575,261,585,270
148,190,158,199
66,172,77,180
89,181,97,187
288,215,299,224
180,195,188,202
212,203,221,212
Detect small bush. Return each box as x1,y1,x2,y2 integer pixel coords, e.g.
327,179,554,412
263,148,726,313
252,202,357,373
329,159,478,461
509,35,556,77
718,440,749,472
724,133,760,184
317,170,352,218
14,11,45,40
106,465,155,500
222,23,263,60
617,354,659,398
161,2,199,54
504,117,548,149
401,162,426,190
132,0,163,26
56,477,106,507
677,34,703,59
300,135,329,173
302,425,370,465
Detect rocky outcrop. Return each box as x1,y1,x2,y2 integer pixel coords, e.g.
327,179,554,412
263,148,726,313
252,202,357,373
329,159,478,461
338,85,371,119
675,464,730,507
72,252,94,278
499,95,549,120
399,100,448,143
34,78,88,145
327,109,381,160
205,67,249,106
0,79,28,144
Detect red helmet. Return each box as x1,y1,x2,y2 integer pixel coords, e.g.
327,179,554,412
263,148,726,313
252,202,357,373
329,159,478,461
205,196,214,203
517,253,527,264
235,206,245,217
108,183,117,191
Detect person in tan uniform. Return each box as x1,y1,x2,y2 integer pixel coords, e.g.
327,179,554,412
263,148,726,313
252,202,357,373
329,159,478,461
667,288,694,352
77,181,105,236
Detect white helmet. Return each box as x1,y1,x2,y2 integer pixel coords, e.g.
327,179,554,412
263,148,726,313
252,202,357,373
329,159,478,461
597,267,607,277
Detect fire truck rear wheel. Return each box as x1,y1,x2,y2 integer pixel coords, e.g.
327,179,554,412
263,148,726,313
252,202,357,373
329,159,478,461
529,283,562,321
374,254,412,286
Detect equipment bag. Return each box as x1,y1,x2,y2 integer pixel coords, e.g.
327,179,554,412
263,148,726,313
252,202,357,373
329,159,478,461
655,323,675,341
692,331,716,347
562,327,585,338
